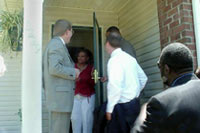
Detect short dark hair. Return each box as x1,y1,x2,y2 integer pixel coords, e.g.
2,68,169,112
53,19,72,36
77,48,93,64
106,32,122,48
160,42,193,73
106,26,120,34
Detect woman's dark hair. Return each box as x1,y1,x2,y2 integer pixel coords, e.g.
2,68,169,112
76,48,93,65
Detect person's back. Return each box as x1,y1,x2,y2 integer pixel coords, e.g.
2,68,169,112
108,49,145,99
132,42,200,133
150,79,200,133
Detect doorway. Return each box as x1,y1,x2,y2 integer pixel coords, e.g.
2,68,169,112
68,26,94,63
68,24,104,106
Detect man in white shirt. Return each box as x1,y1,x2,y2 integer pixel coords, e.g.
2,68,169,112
105,32,148,133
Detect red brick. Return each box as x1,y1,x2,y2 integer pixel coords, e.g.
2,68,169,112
182,31,194,37
160,14,167,20
168,8,178,17
157,0,166,5
192,38,196,43
161,30,171,40
173,13,180,20
168,0,175,4
160,26,168,33
173,25,184,33
158,0,165,8
193,51,197,58
161,38,169,45
164,18,172,25
180,10,190,17
182,0,191,3
175,24,191,32
161,31,168,39
172,0,182,8
170,20,179,28
164,5,172,12
181,17,193,23
187,44,196,50
189,10,193,16
157,0,162,4
171,33,181,41
179,37,192,43
157,0,194,47
180,4,192,10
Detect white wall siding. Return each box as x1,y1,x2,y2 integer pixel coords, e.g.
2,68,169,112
0,53,22,133
118,0,163,101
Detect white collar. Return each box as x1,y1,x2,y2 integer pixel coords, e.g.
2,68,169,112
111,48,122,57
59,37,65,46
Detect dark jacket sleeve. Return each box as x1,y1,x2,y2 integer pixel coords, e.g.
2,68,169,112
121,39,137,58
133,97,167,133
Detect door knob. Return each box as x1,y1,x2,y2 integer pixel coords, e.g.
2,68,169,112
92,69,101,84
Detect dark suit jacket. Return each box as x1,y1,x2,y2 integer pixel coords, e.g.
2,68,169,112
134,74,200,133
121,39,136,58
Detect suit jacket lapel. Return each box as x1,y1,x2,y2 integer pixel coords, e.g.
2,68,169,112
172,73,198,87
54,37,74,64
65,45,74,64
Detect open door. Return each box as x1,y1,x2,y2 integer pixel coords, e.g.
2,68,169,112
93,12,103,106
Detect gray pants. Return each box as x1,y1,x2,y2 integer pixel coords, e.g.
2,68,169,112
49,111,71,133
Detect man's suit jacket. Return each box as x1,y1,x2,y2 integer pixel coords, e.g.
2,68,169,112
121,39,136,58
133,74,200,133
43,37,75,112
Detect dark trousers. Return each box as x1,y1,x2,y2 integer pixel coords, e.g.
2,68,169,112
93,98,140,133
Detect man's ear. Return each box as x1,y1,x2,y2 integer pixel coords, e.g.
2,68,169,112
65,30,69,36
164,64,170,75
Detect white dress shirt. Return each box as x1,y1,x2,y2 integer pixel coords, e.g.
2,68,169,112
106,48,148,113
59,37,65,45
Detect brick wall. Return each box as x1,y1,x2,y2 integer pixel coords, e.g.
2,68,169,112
157,0,197,68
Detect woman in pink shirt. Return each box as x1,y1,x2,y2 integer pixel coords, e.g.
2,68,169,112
71,49,95,133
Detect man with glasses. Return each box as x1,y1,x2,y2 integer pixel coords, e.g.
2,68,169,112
131,42,200,133
43,19,80,133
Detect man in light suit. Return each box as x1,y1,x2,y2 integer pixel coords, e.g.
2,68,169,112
43,19,80,133
132,42,200,133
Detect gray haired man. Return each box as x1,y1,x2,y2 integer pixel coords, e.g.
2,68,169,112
43,19,80,133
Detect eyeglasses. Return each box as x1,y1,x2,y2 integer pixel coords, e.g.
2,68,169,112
157,61,161,69
72,29,74,35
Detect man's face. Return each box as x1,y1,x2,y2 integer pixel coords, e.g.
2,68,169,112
157,59,170,87
105,42,112,54
65,29,73,43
